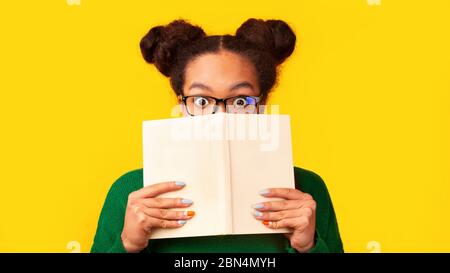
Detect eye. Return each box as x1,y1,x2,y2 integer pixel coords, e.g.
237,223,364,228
193,97,210,108
233,97,248,108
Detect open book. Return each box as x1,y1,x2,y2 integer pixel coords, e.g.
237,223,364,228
142,113,295,239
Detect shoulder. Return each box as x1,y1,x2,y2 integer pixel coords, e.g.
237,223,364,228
106,168,143,201
293,166,331,203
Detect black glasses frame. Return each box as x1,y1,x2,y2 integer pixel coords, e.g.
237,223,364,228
181,95,262,116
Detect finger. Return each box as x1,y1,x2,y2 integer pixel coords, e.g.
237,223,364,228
284,233,293,240
259,188,310,200
136,211,187,231
253,199,316,212
262,216,310,232
254,207,313,221
147,217,188,230
130,181,186,199
140,197,194,209
136,207,195,220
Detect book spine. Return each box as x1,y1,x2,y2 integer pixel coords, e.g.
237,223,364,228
222,114,233,234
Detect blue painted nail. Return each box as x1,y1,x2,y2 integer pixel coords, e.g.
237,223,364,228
175,181,186,186
181,199,193,204
259,189,270,196
178,220,187,225
254,211,263,217
253,203,264,209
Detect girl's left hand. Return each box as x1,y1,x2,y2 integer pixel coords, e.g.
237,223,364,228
253,188,316,253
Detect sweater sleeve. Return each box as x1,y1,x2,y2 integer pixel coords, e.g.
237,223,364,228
307,201,343,253
289,168,344,253
90,173,137,253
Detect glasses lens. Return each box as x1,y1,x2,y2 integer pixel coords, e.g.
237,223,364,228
185,96,216,115
226,96,258,114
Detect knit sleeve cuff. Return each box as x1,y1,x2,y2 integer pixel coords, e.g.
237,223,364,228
307,230,330,253
108,236,128,253
285,229,330,253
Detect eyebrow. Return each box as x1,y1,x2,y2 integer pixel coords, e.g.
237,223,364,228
230,81,255,91
188,81,255,92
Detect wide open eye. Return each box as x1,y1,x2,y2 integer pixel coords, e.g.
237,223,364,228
193,97,210,108
232,97,248,108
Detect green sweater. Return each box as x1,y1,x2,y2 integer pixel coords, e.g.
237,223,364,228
91,167,344,253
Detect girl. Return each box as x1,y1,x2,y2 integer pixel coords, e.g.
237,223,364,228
91,18,343,253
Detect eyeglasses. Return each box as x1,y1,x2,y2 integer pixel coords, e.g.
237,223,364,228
181,95,261,116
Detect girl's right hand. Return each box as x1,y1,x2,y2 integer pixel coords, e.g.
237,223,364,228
120,181,194,253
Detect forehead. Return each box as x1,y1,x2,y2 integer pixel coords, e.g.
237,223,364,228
183,50,258,88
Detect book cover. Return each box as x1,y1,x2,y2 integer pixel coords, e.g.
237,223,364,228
142,113,295,239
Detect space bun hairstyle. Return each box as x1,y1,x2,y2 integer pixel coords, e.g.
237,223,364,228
140,18,296,101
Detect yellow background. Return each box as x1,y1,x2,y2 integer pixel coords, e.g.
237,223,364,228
0,0,449,252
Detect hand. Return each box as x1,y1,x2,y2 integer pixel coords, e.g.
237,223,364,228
253,188,316,253
121,181,195,253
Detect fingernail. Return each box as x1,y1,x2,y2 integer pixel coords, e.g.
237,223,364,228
181,199,193,204
252,203,264,209
259,189,270,196
175,181,186,186
178,220,187,225
185,211,195,217
254,211,263,217
263,220,270,226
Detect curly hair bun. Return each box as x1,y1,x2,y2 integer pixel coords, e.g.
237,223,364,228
236,18,296,65
140,20,206,77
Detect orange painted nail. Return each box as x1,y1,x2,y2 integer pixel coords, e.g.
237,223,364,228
263,220,270,226
186,211,195,217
